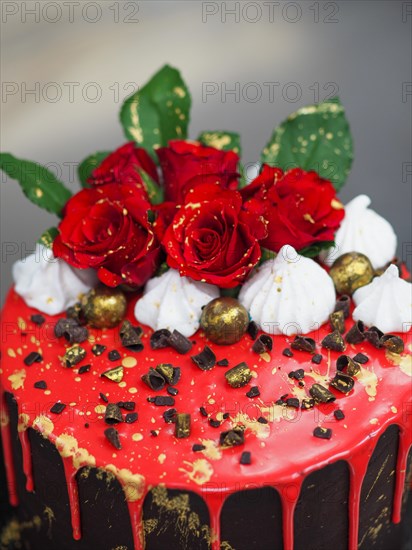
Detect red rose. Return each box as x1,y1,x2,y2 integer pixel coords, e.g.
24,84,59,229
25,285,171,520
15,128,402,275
53,184,162,287
88,142,159,194
156,140,239,203
163,183,266,288
243,166,344,252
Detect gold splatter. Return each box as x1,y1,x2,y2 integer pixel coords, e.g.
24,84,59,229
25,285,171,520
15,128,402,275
105,465,145,501
128,387,138,394
132,433,143,442
7,348,16,358
386,350,412,377
179,459,213,486
122,356,137,368
95,405,106,414
55,433,96,469
391,406,398,414
119,381,127,388
259,352,271,363
33,415,54,437
356,366,378,400
44,390,51,396
370,418,379,425
231,411,271,439
199,439,222,461
18,413,30,432
158,453,166,464
8,369,26,390
17,317,26,330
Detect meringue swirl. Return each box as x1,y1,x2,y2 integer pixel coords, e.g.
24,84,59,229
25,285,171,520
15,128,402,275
239,245,336,335
321,194,397,269
134,268,219,337
353,265,412,333
13,244,97,315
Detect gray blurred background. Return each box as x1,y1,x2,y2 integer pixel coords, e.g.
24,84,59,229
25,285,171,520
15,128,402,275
1,0,411,304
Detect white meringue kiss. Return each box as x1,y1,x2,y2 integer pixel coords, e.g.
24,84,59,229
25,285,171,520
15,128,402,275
239,245,336,335
353,265,412,333
321,194,397,270
13,244,97,315
134,269,219,337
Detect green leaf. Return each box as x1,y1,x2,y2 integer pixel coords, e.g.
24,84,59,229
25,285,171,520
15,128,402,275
0,153,72,216
120,65,191,161
298,241,335,258
137,168,164,205
260,248,276,264
37,227,59,249
78,151,111,187
197,131,241,155
261,98,353,191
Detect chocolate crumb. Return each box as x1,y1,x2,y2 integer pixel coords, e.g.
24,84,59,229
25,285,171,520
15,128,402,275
247,321,259,340
120,402,135,411
152,396,175,407
313,427,332,440
282,348,294,357
104,427,121,450
311,354,323,365
163,408,177,423
240,451,252,465
50,402,66,414
199,406,208,417
150,430,158,437
257,416,268,424
78,364,91,374
192,444,206,452
246,386,260,398
34,380,47,389
209,418,221,428
125,413,138,424
108,350,121,362
167,386,178,396
99,393,109,403
24,351,43,366
219,427,245,447
31,314,45,325
334,409,345,421
222,412,230,420
301,398,315,410
92,344,106,356
286,398,300,408
353,352,369,364
217,359,229,367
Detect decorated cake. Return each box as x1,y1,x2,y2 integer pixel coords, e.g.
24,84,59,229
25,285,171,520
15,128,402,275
0,65,411,550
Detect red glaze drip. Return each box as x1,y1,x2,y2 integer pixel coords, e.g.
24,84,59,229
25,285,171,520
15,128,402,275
280,478,302,550
124,490,147,550
17,427,34,492
1,288,411,548
206,492,224,550
392,426,412,523
62,458,81,540
0,392,19,506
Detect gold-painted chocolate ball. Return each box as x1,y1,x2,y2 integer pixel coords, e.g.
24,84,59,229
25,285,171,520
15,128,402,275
200,297,249,345
82,286,127,329
329,252,374,295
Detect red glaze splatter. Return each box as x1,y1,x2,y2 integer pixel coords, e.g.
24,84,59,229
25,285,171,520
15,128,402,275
1,288,411,550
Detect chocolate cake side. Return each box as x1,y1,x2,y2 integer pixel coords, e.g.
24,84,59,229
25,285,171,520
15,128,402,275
1,392,411,550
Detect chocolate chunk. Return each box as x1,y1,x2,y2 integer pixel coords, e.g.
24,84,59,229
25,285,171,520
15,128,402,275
252,334,273,354
167,330,192,354
311,354,323,365
225,362,252,388
105,403,123,424
240,451,251,465
175,413,191,438
120,402,135,411
380,334,404,354
330,310,345,334
336,355,361,376
334,409,345,420
104,427,121,450
101,365,124,383
282,348,294,357
334,295,350,318
219,427,245,447
291,336,316,353
301,398,315,410
125,413,138,424
55,318,88,344
289,369,305,381
150,328,172,350
199,406,208,417
209,418,221,428
346,321,366,344
191,346,216,371
155,364,181,385
64,345,86,368
99,392,109,403
50,402,66,414
108,350,121,362
321,330,346,352
31,314,45,325
313,427,332,440
246,386,260,398
353,352,369,364
141,367,166,391
257,416,268,424
364,326,384,348
167,386,178,396
247,321,259,340
309,383,336,403
192,444,206,452
34,380,47,389
222,412,230,420
152,396,175,407
150,430,158,437
78,364,91,374
163,408,177,423
217,359,229,367
330,372,355,394
92,344,106,356
24,351,42,366
66,303,86,325
120,320,143,351
286,398,300,408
